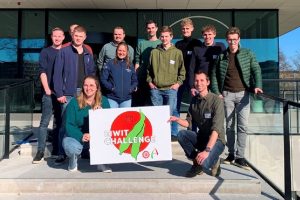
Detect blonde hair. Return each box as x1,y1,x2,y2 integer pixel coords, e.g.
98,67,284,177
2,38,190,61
181,18,194,27
77,75,102,109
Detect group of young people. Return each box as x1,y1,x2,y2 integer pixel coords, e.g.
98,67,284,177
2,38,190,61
32,18,263,177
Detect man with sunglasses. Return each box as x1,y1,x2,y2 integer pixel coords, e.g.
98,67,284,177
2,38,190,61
211,27,263,170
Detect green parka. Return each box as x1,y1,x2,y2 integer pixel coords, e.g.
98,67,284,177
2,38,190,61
211,48,262,95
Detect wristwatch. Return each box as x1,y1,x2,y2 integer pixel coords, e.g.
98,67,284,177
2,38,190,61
204,147,211,152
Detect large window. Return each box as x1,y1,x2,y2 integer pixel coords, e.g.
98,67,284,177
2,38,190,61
21,10,45,109
0,9,279,111
49,10,137,56
235,11,279,98
0,10,18,78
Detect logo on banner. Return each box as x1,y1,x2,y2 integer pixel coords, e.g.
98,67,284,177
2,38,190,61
104,110,154,160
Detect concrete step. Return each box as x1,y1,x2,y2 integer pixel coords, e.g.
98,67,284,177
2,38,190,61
0,151,262,196
0,193,271,200
0,178,260,194
17,140,186,157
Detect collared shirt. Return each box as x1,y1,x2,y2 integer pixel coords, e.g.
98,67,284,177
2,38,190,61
186,92,226,148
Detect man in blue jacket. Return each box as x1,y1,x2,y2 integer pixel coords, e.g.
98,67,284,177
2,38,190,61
53,25,95,164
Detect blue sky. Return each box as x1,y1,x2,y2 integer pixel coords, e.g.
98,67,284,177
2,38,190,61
279,27,300,61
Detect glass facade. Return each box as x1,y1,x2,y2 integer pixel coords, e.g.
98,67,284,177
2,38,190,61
0,10,18,79
0,9,279,111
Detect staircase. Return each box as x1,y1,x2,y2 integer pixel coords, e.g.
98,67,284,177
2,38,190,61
0,141,272,200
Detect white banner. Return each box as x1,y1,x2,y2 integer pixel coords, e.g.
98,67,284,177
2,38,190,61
89,106,172,164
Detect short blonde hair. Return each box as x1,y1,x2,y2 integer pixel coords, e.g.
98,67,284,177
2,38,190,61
181,18,194,27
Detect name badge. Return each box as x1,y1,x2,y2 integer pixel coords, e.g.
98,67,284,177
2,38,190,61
187,51,192,55
213,55,218,59
204,112,211,119
170,60,175,65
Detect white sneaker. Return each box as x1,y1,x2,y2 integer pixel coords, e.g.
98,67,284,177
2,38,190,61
97,164,112,173
68,166,78,172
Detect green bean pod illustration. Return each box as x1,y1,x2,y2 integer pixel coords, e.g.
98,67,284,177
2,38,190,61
131,123,145,160
118,111,146,155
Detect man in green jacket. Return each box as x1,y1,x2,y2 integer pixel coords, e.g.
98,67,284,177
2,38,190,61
147,26,185,137
211,27,263,170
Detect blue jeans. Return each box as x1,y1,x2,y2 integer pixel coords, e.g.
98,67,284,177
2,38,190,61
171,83,197,136
178,130,225,171
58,96,74,156
150,88,177,134
63,137,83,170
223,90,250,159
108,98,132,108
37,94,61,153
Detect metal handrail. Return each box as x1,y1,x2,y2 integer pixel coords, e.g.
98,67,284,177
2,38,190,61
1,79,34,160
251,92,297,200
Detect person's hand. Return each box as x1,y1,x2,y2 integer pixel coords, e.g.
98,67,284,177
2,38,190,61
195,151,209,165
93,105,102,110
45,89,51,96
134,64,139,72
218,94,223,99
190,88,198,96
57,96,67,103
170,83,180,90
82,133,90,142
254,88,263,94
168,116,179,123
149,82,157,89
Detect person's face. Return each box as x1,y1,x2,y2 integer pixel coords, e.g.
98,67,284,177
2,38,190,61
113,28,125,44
181,24,194,38
83,78,97,99
146,23,158,37
72,31,86,46
194,73,210,93
160,31,173,46
51,30,65,46
117,44,128,60
227,33,240,51
202,30,216,46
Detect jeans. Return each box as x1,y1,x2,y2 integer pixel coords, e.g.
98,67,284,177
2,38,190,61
63,137,83,169
150,88,178,111
171,83,197,136
37,94,61,153
178,130,225,171
223,90,250,159
150,88,177,135
107,98,132,108
58,95,74,156
171,84,186,137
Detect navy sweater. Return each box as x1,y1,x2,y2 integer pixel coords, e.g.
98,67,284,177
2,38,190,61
189,42,226,87
175,37,202,85
39,46,59,91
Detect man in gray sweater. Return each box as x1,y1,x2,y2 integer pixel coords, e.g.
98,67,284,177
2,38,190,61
97,26,134,74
